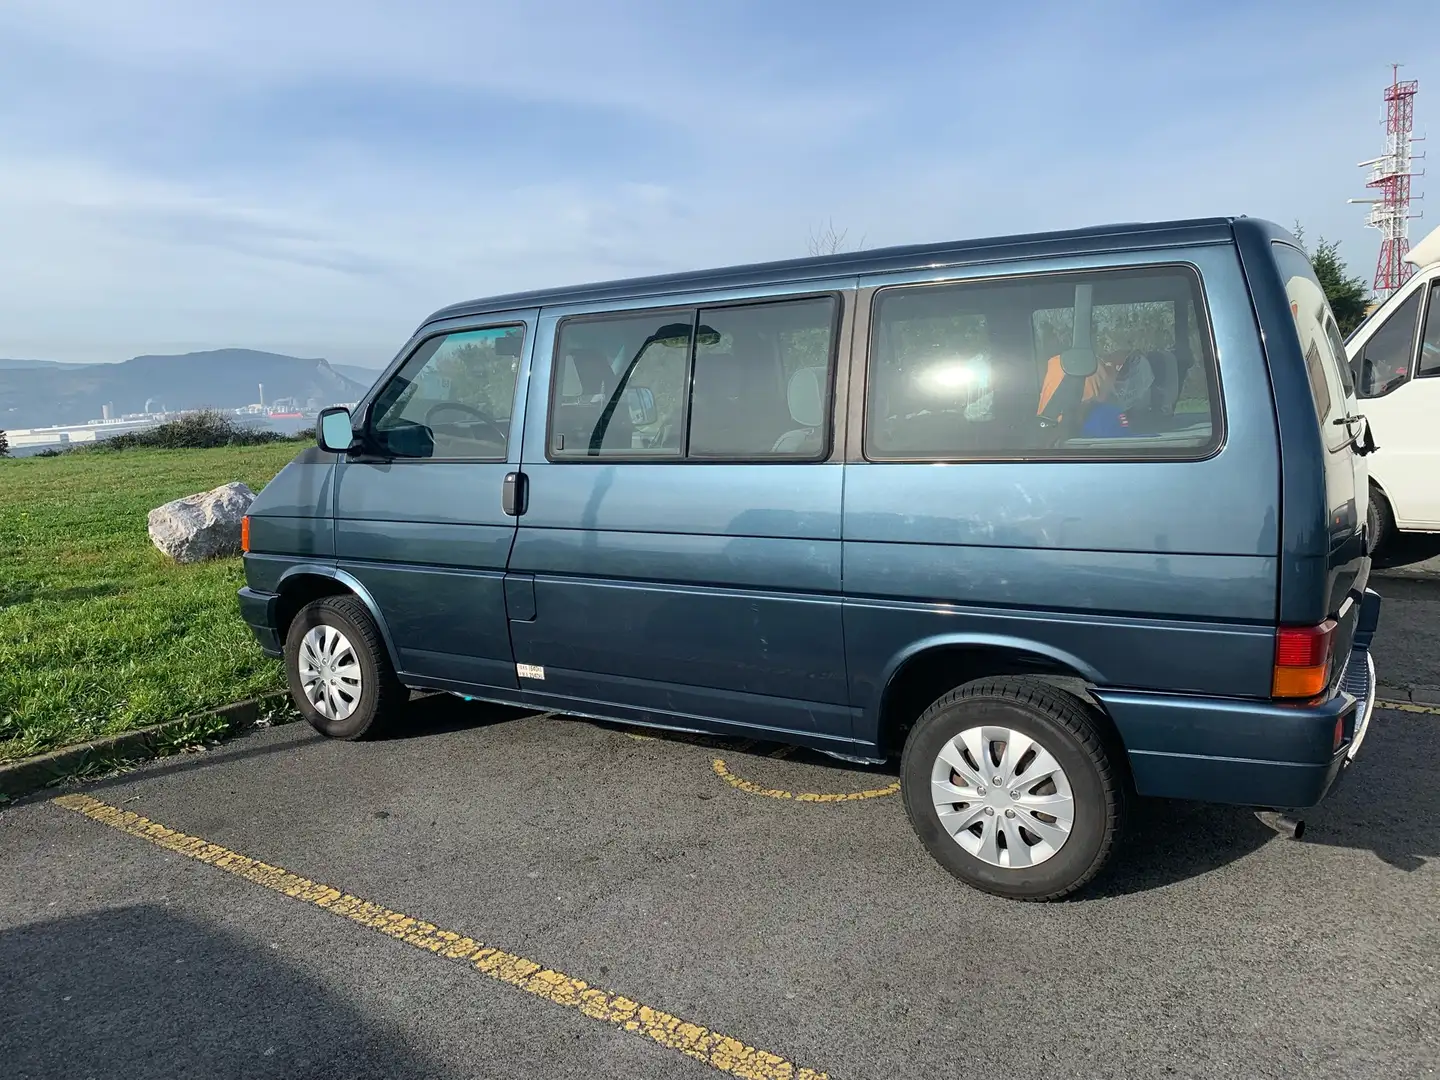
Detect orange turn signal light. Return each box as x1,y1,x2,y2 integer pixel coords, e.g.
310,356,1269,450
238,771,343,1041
1271,620,1336,699
240,515,251,554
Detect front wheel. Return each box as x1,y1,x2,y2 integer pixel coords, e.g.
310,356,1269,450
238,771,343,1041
901,677,1126,901
284,595,407,740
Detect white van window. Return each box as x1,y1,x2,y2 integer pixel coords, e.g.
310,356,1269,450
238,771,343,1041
1421,282,1440,378
1353,288,1422,399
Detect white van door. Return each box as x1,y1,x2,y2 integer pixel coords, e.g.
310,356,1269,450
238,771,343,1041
1349,273,1440,529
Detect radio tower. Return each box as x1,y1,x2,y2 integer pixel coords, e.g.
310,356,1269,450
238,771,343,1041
1350,66,1423,298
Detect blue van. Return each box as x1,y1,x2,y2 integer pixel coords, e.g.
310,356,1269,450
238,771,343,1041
239,217,1381,900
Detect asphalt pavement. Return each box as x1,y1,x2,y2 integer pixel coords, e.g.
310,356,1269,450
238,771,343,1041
3,579,1439,1080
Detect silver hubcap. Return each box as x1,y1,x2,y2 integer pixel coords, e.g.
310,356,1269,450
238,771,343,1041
298,624,362,721
931,726,1075,868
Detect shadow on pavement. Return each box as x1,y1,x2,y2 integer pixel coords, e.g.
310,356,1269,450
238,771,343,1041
377,692,539,741
1092,706,1437,895
0,905,449,1080
1290,709,1439,872
1375,533,1440,573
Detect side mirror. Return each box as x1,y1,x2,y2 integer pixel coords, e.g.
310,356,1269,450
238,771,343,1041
624,386,657,426
317,406,356,453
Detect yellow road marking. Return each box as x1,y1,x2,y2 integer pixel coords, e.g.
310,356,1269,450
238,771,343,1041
711,759,900,803
51,793,829,1080
1377,698,1440,716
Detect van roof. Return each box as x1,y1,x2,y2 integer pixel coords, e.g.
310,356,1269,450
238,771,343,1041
426,216,1269,325
1404,223,1440,270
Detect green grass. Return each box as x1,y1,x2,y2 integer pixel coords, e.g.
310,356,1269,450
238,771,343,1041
0,444,305,763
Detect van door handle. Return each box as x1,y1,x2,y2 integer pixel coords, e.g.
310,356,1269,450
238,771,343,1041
502,471,528,517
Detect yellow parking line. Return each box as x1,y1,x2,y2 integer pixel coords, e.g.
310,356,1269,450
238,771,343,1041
711,759,900,803
1376,699,1440,716
51,793,829,1080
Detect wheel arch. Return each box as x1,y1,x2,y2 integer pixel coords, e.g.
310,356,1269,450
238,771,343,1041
274,565,402,671
869,635,1113,759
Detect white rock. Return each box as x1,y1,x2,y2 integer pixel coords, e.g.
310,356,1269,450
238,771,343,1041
147,482,256,564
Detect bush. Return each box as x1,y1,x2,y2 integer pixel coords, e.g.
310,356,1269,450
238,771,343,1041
96,410,288,451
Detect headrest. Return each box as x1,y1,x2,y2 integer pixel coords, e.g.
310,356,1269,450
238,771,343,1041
567,349,612,396
787,367,825,428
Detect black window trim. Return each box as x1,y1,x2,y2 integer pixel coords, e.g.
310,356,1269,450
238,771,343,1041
1352,284,1426,400
356,320,528,464
1419,279,1440,379
858,261,1226,465
543,290,844,465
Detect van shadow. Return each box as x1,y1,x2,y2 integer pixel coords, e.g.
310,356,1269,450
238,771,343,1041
1091,707,1437,897
375,691,540,741
576,708,1436,896
1374,532,1440,572
352,697,1436,895
0,905,450,1080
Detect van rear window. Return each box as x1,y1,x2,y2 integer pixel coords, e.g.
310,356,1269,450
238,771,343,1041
864,264,1220,460
1272,243,1355,446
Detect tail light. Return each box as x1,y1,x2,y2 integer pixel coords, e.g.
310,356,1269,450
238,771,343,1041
240,515,251,554
1272,620,1336,698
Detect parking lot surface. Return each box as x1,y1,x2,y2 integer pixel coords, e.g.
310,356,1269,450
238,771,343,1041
3,578,1439,1080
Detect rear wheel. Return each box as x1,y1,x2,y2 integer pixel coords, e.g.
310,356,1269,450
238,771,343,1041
285,595,406,740
901,677,1125,901
1367,482,1394,557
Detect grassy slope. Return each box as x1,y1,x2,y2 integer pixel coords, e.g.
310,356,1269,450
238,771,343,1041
0,444,304,762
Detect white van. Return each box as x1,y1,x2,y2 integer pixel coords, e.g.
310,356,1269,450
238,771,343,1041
1345,223,1440,551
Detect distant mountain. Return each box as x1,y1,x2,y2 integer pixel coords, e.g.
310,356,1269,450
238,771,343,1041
0,358,79,370
0,349,367,430
332,363,384,388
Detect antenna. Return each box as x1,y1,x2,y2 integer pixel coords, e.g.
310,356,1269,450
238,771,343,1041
1349,64,1423,298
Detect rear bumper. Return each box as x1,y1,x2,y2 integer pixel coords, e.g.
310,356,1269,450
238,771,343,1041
238,586,283,658
1096,589,1382,810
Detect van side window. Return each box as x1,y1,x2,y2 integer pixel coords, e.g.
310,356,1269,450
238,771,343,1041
1420,282,1440,378
550,311,692,457
1352,288,1422,398
865,265,1219,459
549,296,836,461
368,326,524,460
689,297,835,458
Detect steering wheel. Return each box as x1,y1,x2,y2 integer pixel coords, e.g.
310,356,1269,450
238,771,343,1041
424,402,507,444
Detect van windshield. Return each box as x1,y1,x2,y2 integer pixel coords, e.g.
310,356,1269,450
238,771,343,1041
1272,243,1355,448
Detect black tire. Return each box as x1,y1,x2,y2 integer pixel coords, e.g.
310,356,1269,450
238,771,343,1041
1367,482,1393,558
901,677,1126,901
284,595,406,740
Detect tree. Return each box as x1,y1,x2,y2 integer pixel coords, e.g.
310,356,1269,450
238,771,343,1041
807,219,865,257
0,429,8,457
1294,223,1372,336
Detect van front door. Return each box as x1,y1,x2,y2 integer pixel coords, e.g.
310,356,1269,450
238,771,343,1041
333,315,536,689
1352,278,1440,528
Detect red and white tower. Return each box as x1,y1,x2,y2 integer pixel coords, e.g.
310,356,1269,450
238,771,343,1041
1351,66,1423,298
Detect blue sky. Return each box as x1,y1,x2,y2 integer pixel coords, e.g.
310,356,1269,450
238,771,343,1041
2,0,1437,366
